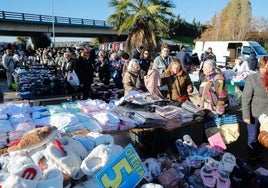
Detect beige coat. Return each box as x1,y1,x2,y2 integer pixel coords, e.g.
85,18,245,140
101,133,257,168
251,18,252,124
123,71,146,95
162,69,193,102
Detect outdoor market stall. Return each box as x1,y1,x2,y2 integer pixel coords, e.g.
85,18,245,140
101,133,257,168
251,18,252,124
0,91,263,187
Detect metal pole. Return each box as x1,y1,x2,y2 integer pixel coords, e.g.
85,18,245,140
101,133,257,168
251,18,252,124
51,0,55,47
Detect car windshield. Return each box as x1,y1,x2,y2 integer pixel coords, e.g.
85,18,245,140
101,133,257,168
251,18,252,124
252,45,267,55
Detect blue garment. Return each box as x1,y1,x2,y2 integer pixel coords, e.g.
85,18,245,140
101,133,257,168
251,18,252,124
176,50,192,67
246,54,258,71
247,117,260,148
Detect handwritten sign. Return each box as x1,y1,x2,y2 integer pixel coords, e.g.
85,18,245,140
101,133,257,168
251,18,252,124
95,144,146,188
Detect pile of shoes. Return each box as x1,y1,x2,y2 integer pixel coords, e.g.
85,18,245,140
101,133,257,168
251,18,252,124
140,134,256,188
0,126,124,187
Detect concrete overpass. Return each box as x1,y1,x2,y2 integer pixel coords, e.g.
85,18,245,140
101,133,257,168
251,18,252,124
0,11,128,42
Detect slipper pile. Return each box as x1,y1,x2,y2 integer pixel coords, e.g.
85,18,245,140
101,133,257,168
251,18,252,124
0,126,126,187
200,164,231,188
141,135,241,188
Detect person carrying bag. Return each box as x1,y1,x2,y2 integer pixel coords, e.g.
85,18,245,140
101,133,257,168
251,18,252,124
67,70,80,87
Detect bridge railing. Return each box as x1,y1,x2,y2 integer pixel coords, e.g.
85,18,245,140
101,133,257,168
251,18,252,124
0,10,112,27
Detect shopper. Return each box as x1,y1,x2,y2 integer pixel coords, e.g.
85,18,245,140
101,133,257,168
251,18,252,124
153,43,172,77
175,44,192,72
153,43,172,97
232,56,250,73
121,52,130,78
95,50,110,86
199,59,228,115
139,48,152,75
132,45,144,60
2,48,15,90
246,52,258,71
201,47,217,62
110,52,123,88
62,51,77,78
242,56,268,164
76,49,94,100
162,58,193,102
122,58,147,96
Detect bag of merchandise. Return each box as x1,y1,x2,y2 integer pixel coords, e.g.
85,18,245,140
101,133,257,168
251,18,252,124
67,70,80,87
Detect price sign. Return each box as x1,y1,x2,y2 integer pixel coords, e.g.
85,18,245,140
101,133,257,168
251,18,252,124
94,144,146,188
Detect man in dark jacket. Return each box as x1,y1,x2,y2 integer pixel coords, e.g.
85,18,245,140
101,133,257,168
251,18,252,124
76,48,95,100
246,53,258,71
175,45,192,71
132,46,144,60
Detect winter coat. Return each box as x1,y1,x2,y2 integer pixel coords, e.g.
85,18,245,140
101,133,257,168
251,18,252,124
242,71,268,120
162,68,193,102
199,72,228,115
76,56,94,85
123,71,146,95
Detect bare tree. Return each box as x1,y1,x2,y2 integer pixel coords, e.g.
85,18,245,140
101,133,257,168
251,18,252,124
199,0,251,41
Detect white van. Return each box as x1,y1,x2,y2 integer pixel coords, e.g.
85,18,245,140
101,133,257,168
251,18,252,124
193,41,268,67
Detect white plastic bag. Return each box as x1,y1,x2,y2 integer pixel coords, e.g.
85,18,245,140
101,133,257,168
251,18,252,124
67,70,80,87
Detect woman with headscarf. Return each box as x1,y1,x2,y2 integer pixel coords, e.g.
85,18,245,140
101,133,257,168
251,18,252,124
199,59,228,115
162,58,193,102
242,56,268,164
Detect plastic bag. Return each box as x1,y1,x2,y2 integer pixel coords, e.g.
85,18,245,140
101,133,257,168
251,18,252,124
67,70,80,87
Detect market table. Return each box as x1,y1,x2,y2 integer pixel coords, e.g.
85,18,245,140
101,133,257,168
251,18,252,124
20,92,82,106
130,119,204,157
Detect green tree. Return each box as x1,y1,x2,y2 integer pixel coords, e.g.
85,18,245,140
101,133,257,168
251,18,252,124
107,0,175,55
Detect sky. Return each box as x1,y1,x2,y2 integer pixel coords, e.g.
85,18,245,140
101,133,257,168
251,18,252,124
0,0,267,42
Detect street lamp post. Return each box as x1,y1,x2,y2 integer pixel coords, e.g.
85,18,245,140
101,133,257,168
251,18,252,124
51,0,55,47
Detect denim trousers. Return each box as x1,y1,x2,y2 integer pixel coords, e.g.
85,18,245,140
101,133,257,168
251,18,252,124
247,117,260,148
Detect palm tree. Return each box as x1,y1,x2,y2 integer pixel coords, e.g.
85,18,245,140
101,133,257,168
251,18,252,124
107,0,175,55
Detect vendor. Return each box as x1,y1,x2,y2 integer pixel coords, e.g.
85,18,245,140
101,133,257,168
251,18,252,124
122,58,147,96
162,58,193,103
232,56,250,73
